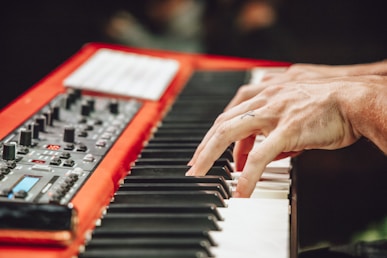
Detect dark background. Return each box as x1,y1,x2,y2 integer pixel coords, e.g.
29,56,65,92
1,0,386,110
1,0,387,253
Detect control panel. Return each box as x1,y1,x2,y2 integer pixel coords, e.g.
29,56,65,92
0,89,141,206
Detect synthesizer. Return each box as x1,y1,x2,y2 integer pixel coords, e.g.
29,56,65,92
0,43,295,258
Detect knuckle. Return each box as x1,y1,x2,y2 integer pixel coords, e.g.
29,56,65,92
214,112,226,125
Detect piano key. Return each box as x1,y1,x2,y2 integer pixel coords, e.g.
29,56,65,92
106,203,224,221
79,247,211,258
129,165,232,180
90,228,217,246
113,190,227,207
211,198,289,258
82,237,214,258
134,158,234,173
100,213,221,231
122,176,232,197
147,137,203,144
157,122,212,130
139,148,233,162
118,182,230,199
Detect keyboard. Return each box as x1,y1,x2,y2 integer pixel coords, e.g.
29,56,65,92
0,43,295,258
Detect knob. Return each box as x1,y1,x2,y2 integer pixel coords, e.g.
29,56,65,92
19,128,32,146
52,105,60,120
43,111,53,126
35,115,47,132
63,94,72,110
87,98,95,112
81,101,90,116
63,126,75,143
109,100,119,114
28,122,40,139
2,142,16,161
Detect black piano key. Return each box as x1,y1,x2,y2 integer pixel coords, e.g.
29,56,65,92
129,165,232,180
90,228,217,245
106,203,223,221
147,137,203,144
83,237,213,257
113,190,226,207
122,176,231,197
100,213,221,231
134,158,234,173
158,122,212,130
143,142,234,156
152,130,207,138
119,182,229,199
79,247,210,258
139,149,233,162
139,149,197,159
144,142,201,149
162,116,216,123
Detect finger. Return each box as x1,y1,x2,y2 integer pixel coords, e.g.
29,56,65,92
234,131,285,198
233,135,256,171
186,109,265,176
188,98,263,166
224,84,268,111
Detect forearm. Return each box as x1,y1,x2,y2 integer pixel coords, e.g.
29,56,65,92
337,59,387,76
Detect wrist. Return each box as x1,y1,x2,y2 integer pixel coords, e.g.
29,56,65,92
342,77,387,153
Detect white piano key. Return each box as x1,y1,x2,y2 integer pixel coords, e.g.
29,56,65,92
211,198,289,258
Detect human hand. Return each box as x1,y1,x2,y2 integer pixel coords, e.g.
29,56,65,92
186,75,386,197
225,63,354,111
226,60,387,111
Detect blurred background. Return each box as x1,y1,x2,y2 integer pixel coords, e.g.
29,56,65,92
1,0,387,254
1,0,386,109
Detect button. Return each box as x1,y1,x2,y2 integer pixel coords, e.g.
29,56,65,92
0,166,11,175
94,119,103,125
6,160,17,169
17,146,29,155
64,143,75,150
65,177,76,185
96,140,107,147
49,194,61,204
60,182,71,191
14,190,28,199
50,157,62,166
85,125,94,131
106,127,116,133
76,143,87,152
60,152,71,159
78,117,87,124
69,173,79,180
63,159,75,167
32,164,52,172
78,130,88,137
0,189,12,197
83,154,95,162
100,133,112,140
72,167,83,176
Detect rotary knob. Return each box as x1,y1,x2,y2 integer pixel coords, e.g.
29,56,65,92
35,115,47,132
63,126,75,143
109,100,119,114
28,122,40,139
2,142,16,161
19,128,32,146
